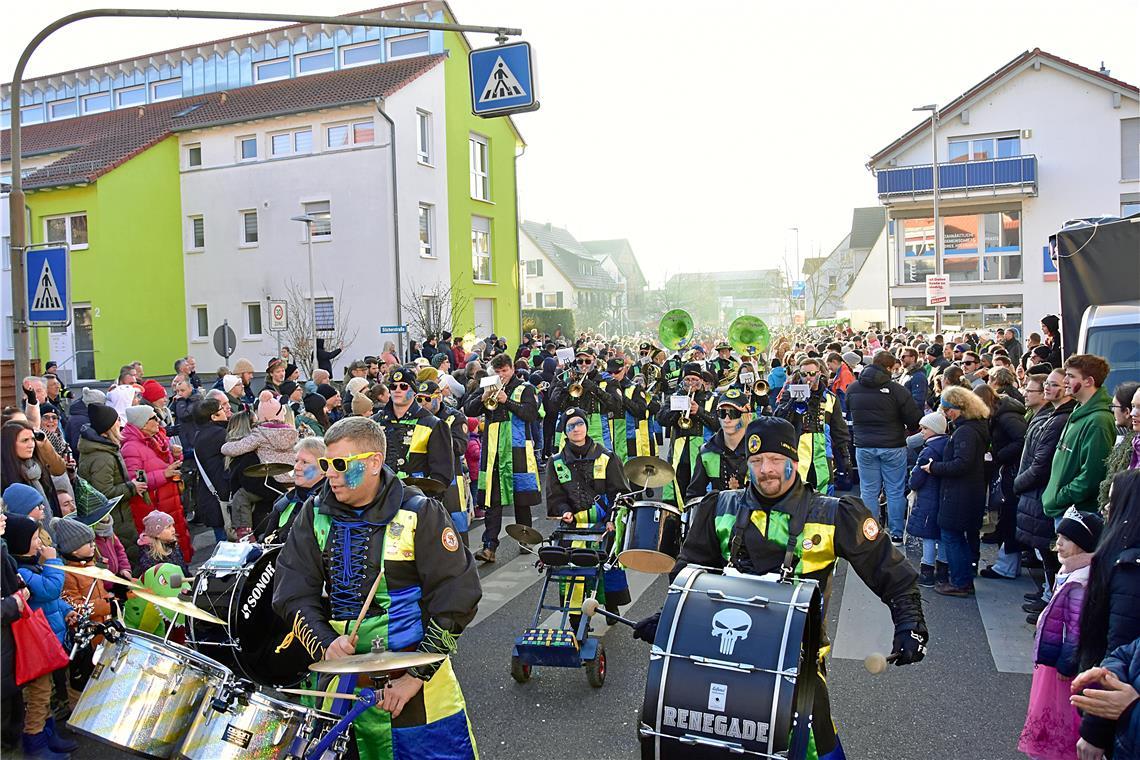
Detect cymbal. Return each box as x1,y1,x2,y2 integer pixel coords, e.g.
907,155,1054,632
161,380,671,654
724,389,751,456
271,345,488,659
624,456,675,489
309,650,445,675
243,462,294,478
59,563,142,589
402,477,447,496
506,523,543,545
279,688,364,702
132,589,227,626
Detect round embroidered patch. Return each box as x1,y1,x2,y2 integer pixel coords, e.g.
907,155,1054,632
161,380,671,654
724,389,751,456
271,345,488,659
802,537,814,550
442,527,460,552
862,518,880,541
747,434,762,454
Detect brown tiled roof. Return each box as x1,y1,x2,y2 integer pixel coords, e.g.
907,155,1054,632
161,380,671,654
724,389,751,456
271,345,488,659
3,53,445,189
868,48,1139,166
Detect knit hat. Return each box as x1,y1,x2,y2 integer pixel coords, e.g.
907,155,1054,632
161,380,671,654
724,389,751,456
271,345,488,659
222,374,243,394
315,383,339,400
682,362,703,379
2,483,47,517
81,386,107,405
562,406,588,427
5,515,39,555
351,393,374,417
926,343,944,358
345,377,370,396
954,343,970,353
388,368,415,388
1057,507,1104,553
416,366,439,383
256,390,283,422
138,510,174,546
413,357,430,368
743,417,799,461
73,477,120,525
40,402,62,418
918,412,947,436
278,381,299,399
232,358,255,375
417,380,441,397
125,404,157,429
285,363,299,380
52,516,95,555
431,353,449,369
141,380,166,403
1031,345,1051,360
303,393,327,416
87,402,119,434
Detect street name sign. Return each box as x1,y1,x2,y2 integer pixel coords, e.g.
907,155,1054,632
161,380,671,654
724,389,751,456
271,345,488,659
25,245,70,326
379,325,408,335
470,41,539,117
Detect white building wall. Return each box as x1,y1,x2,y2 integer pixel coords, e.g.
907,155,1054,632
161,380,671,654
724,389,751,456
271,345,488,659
1,192,11,361
841,229,890,330
178,72,447,377
881,62,1140,332
520,234,576,308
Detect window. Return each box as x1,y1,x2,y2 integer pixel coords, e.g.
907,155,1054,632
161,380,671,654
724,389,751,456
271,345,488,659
353,121,375,145
116,86,145,107
948,135,1020,163
525,259,543,277
472,216,492,282
418,203,435,258
187,144,202,168
241,210,258,246
982,211,1021,281
469,134,490,200
244,303,263,338
416,110,432,164
423,296,441,333
1123,201,1140,217
895,209,1021,283
1122,118,1140,181
543,293,561,308
341,41,380,68
294,129,313,154
188,215,205,251
296,50,335,76
151,79,182,102
326,120,374,149
44,214,88,250
387,32,430,60
192,306,209,339
303,201,332,239
20,106,44,125
271,128,314,156
327,125,349,149
314,298,335,332
255,58,290,82
49,100,77,120
82,93,111,114
238,136,257,161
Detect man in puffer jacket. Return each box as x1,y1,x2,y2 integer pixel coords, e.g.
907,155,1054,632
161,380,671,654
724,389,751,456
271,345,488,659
1071,636,1140,760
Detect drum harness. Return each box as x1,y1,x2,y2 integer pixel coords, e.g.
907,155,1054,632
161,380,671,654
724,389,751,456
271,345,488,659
726,495,822,760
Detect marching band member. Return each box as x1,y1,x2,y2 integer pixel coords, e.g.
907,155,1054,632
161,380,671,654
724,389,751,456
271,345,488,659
773,356,851,495
686,387,753,499
415,380,472,545
709,341,739,387
273,417,480,760
634,416,927,760
266,436,327,544
372,367,454,488
602,358,636,462
463,354,541,563
656,363,718,508
549,347,622,451
624,361,662,459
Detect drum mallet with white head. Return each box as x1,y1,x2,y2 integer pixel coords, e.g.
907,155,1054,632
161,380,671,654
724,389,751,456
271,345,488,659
863,652,899,674
582,597,637,629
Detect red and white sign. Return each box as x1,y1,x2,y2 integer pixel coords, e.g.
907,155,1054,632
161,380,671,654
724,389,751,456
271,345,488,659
925,275,950,306
269,300,288,331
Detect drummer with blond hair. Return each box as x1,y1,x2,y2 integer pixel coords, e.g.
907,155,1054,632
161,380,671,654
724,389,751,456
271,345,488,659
633,416,927,759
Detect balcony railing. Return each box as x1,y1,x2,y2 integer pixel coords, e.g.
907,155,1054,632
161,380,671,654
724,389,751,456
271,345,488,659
877,155,1037,201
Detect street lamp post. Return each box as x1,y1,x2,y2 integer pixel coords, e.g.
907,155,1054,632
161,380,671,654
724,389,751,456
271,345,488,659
291,215,317,377
914,104,941,333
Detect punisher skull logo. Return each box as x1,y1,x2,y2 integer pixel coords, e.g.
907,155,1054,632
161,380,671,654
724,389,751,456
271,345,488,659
711,608,752,656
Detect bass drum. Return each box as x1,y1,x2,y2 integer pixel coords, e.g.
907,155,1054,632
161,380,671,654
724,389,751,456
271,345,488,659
188,545,313,687
618,501,682,574
639,566,821,760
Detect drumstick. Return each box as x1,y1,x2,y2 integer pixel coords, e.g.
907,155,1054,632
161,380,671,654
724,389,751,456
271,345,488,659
863,652,899,674
352,569,384,643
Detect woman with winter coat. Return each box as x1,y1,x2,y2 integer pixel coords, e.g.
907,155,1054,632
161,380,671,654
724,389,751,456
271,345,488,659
1098,382,1140,511
296,393,330,437
220,392,298,540
191,398,231,542
119,405,193,563
976,384,1029,580
1017,509,1102,760
907,413,950,587
1,420,66,517
77,403,143,562
923,385,991,597
1074,469,1140,758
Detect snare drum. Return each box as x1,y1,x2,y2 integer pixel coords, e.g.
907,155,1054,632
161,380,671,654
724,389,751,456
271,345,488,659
178,682,346,760
639,566,821,759
69,630,230,758
618,501,682,573
188,545,312,686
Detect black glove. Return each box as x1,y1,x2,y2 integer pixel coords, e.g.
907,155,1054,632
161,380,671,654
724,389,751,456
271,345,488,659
891,623,929,666
23,385,38,405
633,611,660,644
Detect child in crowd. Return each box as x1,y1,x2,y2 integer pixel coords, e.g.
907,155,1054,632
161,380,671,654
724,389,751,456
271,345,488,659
907,412,950,587
221,392,298,540
1018,508,1103,760
465,417,483,518
54,517,115,708
766,357,787,399
137,511,188,577
93,514,133,584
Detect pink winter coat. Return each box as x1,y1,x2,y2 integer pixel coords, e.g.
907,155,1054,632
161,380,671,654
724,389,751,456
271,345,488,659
464,418,482,481
95,533,132,584
220,422,299,484
120,424,193,561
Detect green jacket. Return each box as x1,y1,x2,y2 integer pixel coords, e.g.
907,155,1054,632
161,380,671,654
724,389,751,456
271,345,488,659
1041,387,1116,516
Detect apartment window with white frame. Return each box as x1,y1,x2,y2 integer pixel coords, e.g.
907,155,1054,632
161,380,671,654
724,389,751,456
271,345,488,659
1122,118,1140,181
341,40,381,68
240,210,259,246
948,134,1021,163
469,134,490,201
416,110,432,164
238,136,258,161
303,201,332,239
187,144,202,168
255,58,290,83
151,79,182,102
192,305,209,340
296,49,335,76
423,295,441,333
82,92,111,114
49,100,77,120
270,128,313,157
472,216,492,282
44,213,88,250
244,302,263,338
386,32,430,60
116,86,145,107
188,215,205,251
418,203,435,258
326,120,374,149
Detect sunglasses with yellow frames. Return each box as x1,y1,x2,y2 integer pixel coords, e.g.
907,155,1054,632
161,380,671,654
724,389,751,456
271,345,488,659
317,451,379,473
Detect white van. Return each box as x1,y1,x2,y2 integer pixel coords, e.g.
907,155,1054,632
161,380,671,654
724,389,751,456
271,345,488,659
1077,301,1140,390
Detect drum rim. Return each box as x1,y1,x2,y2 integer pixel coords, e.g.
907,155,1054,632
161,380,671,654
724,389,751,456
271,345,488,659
115,629,231,674
629,501,682,516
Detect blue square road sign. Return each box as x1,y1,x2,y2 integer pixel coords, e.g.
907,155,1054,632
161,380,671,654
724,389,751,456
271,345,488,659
469,41,539,118
25,245,70,325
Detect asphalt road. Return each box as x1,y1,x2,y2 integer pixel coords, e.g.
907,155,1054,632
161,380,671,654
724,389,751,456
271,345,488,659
48,503,1037,760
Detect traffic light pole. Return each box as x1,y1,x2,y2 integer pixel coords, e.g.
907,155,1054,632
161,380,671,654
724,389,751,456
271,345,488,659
7,8,522,381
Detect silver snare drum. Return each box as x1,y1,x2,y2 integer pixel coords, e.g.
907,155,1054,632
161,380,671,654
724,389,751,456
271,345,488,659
177,682,346,760
68,630,231,758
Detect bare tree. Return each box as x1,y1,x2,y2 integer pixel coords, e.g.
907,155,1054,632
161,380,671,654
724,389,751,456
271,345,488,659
280,278,359,376
802,260,843,320
402,279,471,342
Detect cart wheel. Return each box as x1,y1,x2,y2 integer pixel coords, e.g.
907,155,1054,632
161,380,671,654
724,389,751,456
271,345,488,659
586,643,606,688
510,655,532,683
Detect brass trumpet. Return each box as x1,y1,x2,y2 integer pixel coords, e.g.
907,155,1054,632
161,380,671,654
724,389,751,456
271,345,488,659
753,379,769,396
677,388,696,430
483,382,503,410
568,370,585,399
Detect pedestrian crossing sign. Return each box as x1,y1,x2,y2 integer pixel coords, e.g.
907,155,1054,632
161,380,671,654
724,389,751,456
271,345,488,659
25,245,70,325
469,41,539,118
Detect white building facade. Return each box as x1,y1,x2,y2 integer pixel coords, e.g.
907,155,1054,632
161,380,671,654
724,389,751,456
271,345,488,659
868,49,1139,336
